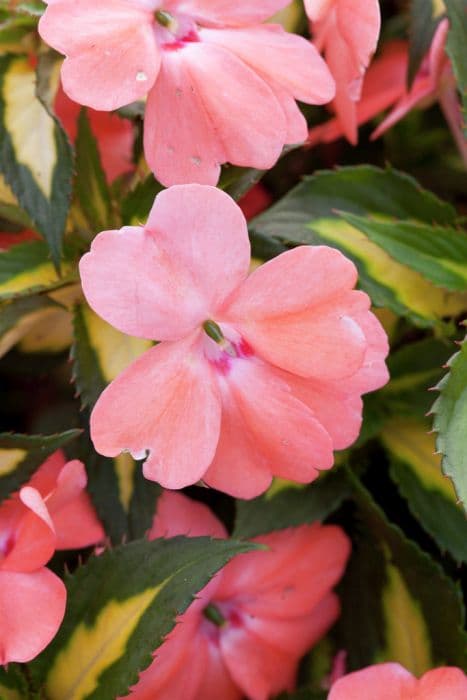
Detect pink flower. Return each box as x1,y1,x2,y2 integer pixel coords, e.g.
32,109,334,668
308,21,467,165
305,0,381,144
54,85,134,183
308,39,408,147
79,185,389,499
38,0,335,186
328,662,467,699
0,452,104,664
124,490,351,700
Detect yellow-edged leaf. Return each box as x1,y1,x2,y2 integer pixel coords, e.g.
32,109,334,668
0,448,26,476
46,587,161,700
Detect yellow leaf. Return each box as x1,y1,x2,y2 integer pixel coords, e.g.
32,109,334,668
0,685,22,700
311,219,467,322
114,453,137,512
382,419,458,503
380,564,432,676
3,57,56,198
46,587,162,700
0,448,26,476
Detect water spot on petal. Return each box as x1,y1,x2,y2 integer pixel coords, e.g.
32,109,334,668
136,71,148,82
191,156,201,167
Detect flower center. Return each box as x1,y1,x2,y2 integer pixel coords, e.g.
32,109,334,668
203,602,226,627
202,321,254,375
153,7,199,49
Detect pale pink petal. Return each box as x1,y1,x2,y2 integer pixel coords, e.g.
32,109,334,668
416,667,467,699
203,385,274,500
329,663,416,700
304,0,335,22
220,361,335,484
325,27,360,143
218,525,351,618
149,490,227,540
39,0,160,110
342,310,389,394
25,450,67,496
225,246,358,319
201,25,335,105
268,82,308,144
237,593,339,657
46,460,87,513
52,493,105,550
1,489,56,573
0,569,66,664
282,371,364,450
179,42,287,171
81,186,250,341
166,0,291,26
144,53,224,186
336,0,381,98
90,336,222,490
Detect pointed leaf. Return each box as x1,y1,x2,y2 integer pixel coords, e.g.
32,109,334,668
0,54,73,266
0,429,81,502
30,537,258,699
445,0,467,135
432,333,467,512
408,0,444,85
382,418,467,563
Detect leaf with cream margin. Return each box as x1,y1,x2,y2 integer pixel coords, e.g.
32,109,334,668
71,304,157,544
335,470,466,673
0,53,73,267
382,418,467,562
0,239,77,300
0,429,81,502
432,333,467,513
29,536,258,700
251,166,467,327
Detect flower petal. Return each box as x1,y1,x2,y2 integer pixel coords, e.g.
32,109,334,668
195,637,242,700
328,663,416,700
417,667,467,699
180,41,287,171
166,0,291,26
201,25,335,105
90,336,222,489
80,185,250,341
149,490,227,539
0,569,66,664
39,0,159,110
144,53,223,186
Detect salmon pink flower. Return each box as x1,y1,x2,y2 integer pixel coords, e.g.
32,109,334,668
328,662,467,699
80,185,389,499
305,0,381,145
38,0,335,186
0,452,104,664
124,490,351,699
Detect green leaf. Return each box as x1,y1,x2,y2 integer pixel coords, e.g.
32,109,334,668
234,470,351,538
0,53,73,267
339,213,467,292
335,470,466,673
121,175,163,226
445,0,467,135
382,418,467,563
251,166,467,326
432,333,467,512
71,303,151,410
0,294,59,357
0,665,28,700
0,239,76,300
71,304,156,543
30,536,257,700
408,0,444,85
0,429,81,502
74,109,114,231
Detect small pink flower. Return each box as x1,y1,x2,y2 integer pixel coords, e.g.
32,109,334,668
328,662,467,699
39,0,335,186
0,452,104,664
54,85,134,183
124,490,351,700
305,0,381,145
80,185,389,499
